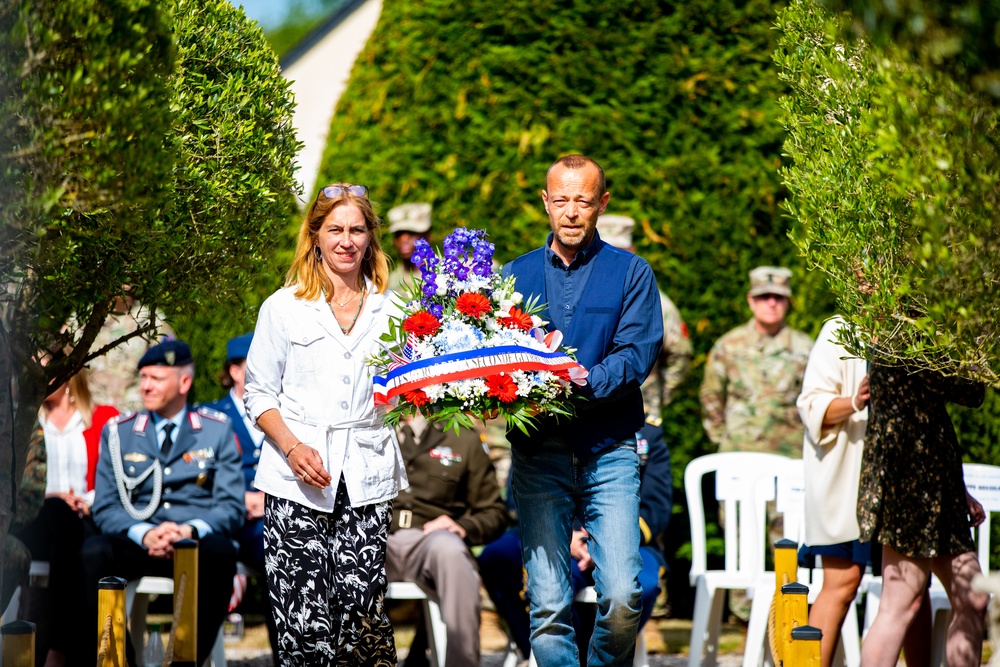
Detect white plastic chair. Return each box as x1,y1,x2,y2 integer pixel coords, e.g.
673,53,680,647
386,580,448,667
862,462,1000,667
684,451,793,667
743,458,861,667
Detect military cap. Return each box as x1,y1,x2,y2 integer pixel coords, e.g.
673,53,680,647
748,266,793,298
137,340,193,370
226,332,253,363
597,214,635,250
387,203,432,234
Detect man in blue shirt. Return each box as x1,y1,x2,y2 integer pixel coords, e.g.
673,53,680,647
502,154,663,666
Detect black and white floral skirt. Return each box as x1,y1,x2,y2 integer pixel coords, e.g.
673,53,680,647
264,482,396,666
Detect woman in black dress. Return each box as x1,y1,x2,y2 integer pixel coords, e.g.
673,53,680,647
858,364,988,667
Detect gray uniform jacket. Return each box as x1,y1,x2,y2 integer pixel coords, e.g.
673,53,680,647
92,406,245,539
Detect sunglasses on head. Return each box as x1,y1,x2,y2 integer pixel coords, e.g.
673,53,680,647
321,184,368,199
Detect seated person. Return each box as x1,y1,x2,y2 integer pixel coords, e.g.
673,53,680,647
12,368,117,667
201,332,277,659
386,415,508,667
82,340,244,666
479,417,672,662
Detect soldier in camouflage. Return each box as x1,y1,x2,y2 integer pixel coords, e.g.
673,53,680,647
387,202,433,294
700,266,813,457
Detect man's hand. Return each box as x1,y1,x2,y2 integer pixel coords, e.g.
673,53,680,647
245,491,265,520
422,515,467,540
142,522,183,558
570,529,594,572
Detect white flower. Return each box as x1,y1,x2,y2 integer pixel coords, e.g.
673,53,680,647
423,384,447,402
433,320,486,354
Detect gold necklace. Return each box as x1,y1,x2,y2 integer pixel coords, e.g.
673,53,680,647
334,290,365,335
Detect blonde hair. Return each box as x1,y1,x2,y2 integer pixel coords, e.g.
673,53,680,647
41,369,95,428
286,184,389,301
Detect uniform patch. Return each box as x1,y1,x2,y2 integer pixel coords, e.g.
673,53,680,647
197,406,228,422
123,452,147,463
183,447,215,463
188,410,202,431
429,446,462,467
134,414,149,433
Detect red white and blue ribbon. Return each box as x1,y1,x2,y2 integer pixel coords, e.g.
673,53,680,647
373,343,587,406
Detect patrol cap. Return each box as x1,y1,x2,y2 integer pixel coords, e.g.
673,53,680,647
387,203,432,234
137,340,193,370
748,266,793,298
597,214,635,250
226,332,253,363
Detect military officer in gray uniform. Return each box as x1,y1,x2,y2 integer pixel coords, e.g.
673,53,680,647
83,340,244,666
387,202,433,294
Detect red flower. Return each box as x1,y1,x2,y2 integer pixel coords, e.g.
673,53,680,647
455,293,492,319
404,389,431,406
553,369,571,383
486,373,519,403
499,306,533,332
403,311,441,337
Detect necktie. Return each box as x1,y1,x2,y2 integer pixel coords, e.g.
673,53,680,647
161,423,175,457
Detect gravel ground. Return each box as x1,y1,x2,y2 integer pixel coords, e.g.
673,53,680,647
225,650,745,667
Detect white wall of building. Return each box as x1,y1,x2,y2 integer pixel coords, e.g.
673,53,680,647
283,0,383,203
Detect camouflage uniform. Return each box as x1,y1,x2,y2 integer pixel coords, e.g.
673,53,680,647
700,319,813,456
388,263,420,295
641,290,693,419
87,301,174,413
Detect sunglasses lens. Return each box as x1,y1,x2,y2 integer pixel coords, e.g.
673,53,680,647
321,185,368,199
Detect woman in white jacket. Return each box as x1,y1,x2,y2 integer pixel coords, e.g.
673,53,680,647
797,316,870,667
244,183,408,666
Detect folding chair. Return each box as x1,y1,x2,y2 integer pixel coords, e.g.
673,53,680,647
386,580,448,667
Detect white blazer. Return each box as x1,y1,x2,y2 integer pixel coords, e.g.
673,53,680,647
244,280,408,510
797,317,868,546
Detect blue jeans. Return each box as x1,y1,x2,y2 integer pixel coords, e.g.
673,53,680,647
512,439,643,667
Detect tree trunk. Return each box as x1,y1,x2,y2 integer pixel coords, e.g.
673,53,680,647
0,319,48,615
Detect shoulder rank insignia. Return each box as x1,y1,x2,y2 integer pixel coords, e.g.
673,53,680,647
197,406,228,422
645,414,663,427
123,452,147,463
112,411,136,426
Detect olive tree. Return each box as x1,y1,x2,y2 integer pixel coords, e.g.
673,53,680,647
0,0,300,592
775,0,1000,385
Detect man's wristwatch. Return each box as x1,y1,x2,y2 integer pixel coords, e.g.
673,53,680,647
188,524,200,540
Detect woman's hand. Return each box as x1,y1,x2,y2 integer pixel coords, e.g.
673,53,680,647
289,444,333,489
853,375,870,412
967,490,986,527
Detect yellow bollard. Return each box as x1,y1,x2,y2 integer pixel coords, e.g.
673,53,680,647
1,620,35,667
96,576,126,667
172,538,199,666
790,625,823,667
780,581,809,663
772,539,798,663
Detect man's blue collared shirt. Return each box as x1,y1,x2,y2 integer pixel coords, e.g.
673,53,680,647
537,232,663,403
